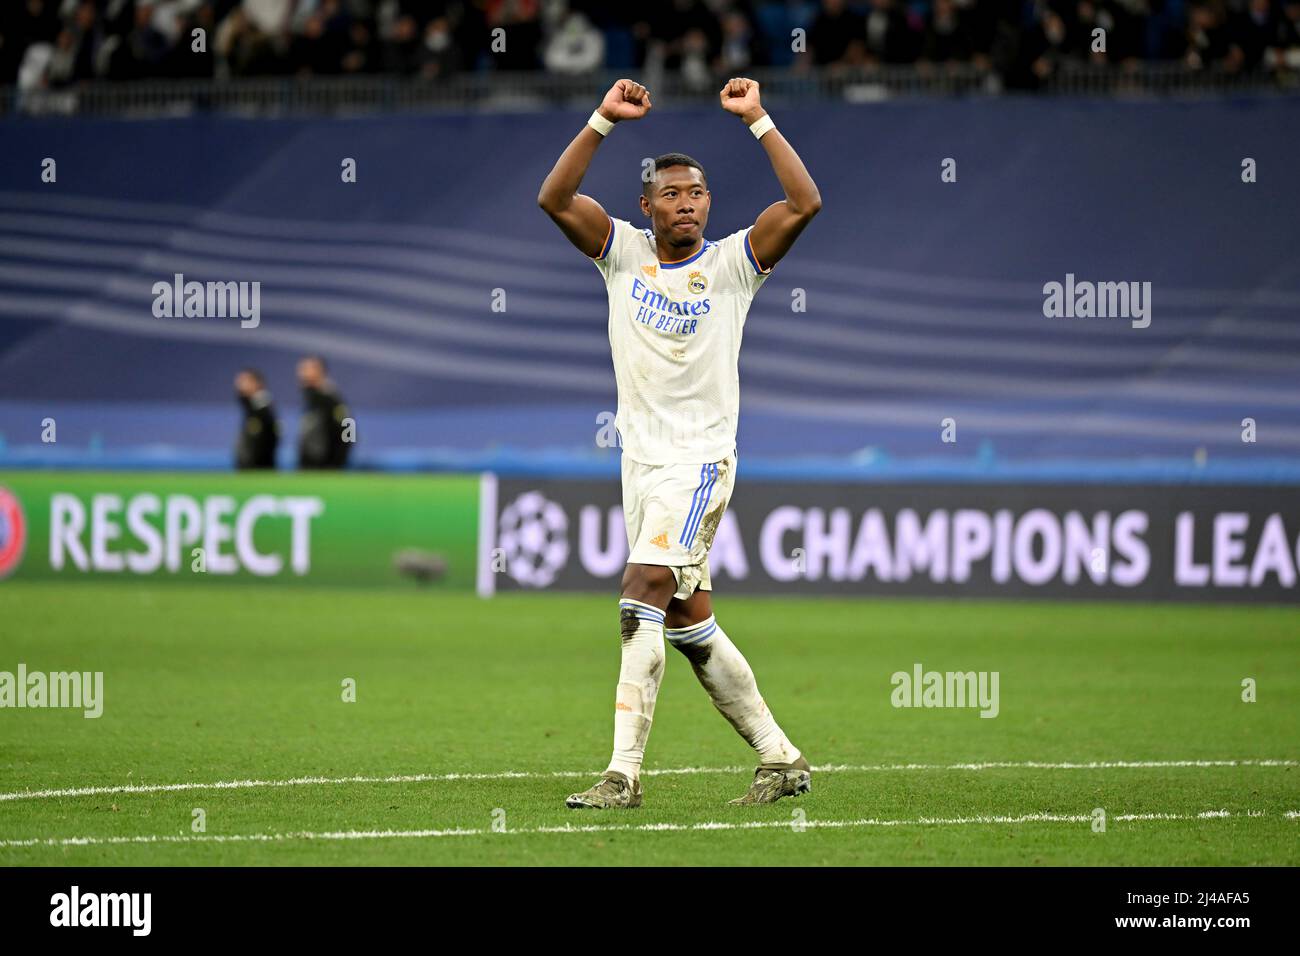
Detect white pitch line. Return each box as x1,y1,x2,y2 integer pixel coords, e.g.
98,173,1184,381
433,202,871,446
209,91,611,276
815,759,1300,772
0,758,1294,804
4,809,1293,850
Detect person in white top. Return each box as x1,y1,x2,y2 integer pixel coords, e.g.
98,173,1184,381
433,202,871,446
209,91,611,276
538,77,822,809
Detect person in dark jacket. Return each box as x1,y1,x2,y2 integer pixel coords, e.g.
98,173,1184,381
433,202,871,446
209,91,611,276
234,368,280,470
296,355,352,469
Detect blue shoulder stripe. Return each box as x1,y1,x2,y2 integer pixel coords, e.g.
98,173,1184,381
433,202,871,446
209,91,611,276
592,216,616,261
744,228,772,275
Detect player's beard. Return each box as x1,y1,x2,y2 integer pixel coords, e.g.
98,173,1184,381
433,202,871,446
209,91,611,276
663,226,700,249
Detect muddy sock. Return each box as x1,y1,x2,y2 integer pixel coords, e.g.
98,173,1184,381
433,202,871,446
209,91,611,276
666,616,800,766
606,599,666,782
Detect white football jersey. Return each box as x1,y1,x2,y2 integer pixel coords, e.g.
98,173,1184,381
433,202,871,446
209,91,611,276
591,216,772,465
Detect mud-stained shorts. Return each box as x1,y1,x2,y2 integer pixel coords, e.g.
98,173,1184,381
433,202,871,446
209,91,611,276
622,452,737,601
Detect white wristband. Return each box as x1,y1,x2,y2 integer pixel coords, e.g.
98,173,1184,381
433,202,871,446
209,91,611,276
587,109,615,137
748,114,776,140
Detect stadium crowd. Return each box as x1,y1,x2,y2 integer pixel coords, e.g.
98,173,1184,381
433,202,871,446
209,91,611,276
3,0,1299,89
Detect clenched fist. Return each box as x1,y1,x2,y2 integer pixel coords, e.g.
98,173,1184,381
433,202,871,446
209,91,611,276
598,79,652,123
720,77,764,122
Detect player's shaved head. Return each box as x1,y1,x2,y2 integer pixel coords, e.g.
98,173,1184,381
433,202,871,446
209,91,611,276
643,153,708,196
640,153,711,251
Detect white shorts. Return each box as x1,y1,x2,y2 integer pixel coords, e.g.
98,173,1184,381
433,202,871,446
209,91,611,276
622,452,737,601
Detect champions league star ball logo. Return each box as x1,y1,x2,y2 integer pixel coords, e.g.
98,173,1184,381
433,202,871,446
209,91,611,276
497,491,569,587
0,487,27,579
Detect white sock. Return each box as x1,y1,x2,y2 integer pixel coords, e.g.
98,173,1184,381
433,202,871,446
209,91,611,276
666,616,801,766
605,599,666,782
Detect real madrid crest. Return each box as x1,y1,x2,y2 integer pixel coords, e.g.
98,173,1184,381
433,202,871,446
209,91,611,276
687,271,708,294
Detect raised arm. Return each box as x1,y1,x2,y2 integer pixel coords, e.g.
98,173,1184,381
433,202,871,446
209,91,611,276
720,78,822,271
538,79,653,258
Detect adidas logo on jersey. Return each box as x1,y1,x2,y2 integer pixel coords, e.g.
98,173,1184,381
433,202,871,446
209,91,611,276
642,265,657,278
649,533,669,549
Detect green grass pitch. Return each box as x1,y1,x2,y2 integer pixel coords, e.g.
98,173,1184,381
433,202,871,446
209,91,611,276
1,582,1296,866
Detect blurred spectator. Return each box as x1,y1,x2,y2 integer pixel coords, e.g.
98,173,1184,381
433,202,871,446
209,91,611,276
543,9,604,74
679,24,714,87
1273,0,1300,69
717,8,765,71
416,15,461,76
1106,0,1150,63
234,368,280,470
216,0,294,76
863,0,922,64
1231,0,1279,70
243,0,294,34
1185,0,1234,68
297,355,352,470
923,0,974,63
958,0,1000,66
289,0,358,74
127,2,176,78
486,0,542,70
4,0,62,85
640,0,723,73
377,0,426,73
807,0,867,66
1024,8,1074,84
